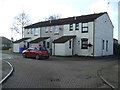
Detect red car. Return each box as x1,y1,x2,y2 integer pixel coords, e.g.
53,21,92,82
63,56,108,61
22,46,49,60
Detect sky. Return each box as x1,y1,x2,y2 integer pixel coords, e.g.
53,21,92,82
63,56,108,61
0,0,119,41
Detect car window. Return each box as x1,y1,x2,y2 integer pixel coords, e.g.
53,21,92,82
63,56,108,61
40,47,47,51
28,47,35,51
34,47,39,51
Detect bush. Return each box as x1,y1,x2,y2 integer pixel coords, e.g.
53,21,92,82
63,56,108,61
116,44,120,56
2,47,10,50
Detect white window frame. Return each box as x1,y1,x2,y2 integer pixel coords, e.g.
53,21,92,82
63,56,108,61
50,26,52,32
54,26,59,35
75,23,79,30
34,28,39,36
27,29,31,34
82,23,88,33
69,24,73,31
45,27,48,33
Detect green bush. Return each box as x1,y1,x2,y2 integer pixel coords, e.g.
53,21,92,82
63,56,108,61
2,47,10,50
116,44,120,56
118,44,120,55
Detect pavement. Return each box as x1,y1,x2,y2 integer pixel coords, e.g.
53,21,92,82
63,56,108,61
1,53,119,89
2,61,11,79
99,64,119,89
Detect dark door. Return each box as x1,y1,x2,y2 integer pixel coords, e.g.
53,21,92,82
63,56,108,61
27,42,30,48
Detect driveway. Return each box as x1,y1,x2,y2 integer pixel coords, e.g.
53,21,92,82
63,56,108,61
2,53,118,88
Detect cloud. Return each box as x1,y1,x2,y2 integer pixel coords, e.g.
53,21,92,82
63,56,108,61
86,0,108,13
86,0,118,39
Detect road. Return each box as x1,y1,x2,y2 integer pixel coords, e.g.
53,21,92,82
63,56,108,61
2,53,118,88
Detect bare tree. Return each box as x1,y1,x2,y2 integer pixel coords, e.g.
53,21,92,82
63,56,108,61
44,14,61,21
11,12,31,38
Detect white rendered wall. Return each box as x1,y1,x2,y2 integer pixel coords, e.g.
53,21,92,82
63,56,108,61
65,39,73,56
13,44,19,53
63,22,94,56
24,28,41,40
94,14,113,56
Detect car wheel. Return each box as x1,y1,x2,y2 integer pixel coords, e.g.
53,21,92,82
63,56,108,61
23,53,27,58
35,54,40,60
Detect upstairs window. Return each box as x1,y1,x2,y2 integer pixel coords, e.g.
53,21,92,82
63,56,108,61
45,27,48,33
54,26,59,35
82,23,88,33
75,23,79,30
34,28,39,36
69,24,73,31
81,38,88,49
50,26,52,32
27,29,31,34
31,28,34,34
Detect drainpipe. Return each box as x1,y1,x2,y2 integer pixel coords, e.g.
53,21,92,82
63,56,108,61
93,20,95,57
54,43,55,55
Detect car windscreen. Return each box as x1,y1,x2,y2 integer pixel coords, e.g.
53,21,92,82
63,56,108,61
39,47,47,51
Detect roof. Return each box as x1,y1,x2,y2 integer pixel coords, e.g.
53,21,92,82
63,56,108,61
53,35,76,43
29,37,50,43
0,37,11,44
13,38,30,43
24,12,107,29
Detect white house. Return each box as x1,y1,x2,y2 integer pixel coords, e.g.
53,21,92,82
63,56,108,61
13,38,31,53
14,12,113,56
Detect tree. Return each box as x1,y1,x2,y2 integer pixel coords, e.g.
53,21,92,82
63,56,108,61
44,14,61,21
11,12,31,38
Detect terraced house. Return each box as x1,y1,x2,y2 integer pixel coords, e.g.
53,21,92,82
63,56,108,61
13,12,114,57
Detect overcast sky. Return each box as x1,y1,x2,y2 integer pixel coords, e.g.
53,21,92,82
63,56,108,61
0,0,119,40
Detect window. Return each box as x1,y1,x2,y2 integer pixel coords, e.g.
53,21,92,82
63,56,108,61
45,27,48,33
34,47,39,51
82,23,88,33
31,28,34,34
43,41,46,47
75,23,79,30
106,40,108,51
54,26,59,35
81,39,88,49
69,40,72,49
27,29,31,34
47,42,49,48
69,24,73,31
40,47,47,51
34,28,39,36
28,47,35,51
50,27,52,32
103,40,104,50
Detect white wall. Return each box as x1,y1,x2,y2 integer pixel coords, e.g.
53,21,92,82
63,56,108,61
65,39,73,56
24,28,41,40
94,13,113,56
63,22,94,56
13,43,19,53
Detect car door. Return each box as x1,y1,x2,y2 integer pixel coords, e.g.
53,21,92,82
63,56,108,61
28,47,36,57
26,47,34,57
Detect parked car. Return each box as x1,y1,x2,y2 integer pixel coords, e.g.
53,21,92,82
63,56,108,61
22,46,49,60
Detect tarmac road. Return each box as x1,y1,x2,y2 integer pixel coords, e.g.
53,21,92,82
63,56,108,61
2,53,118,88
